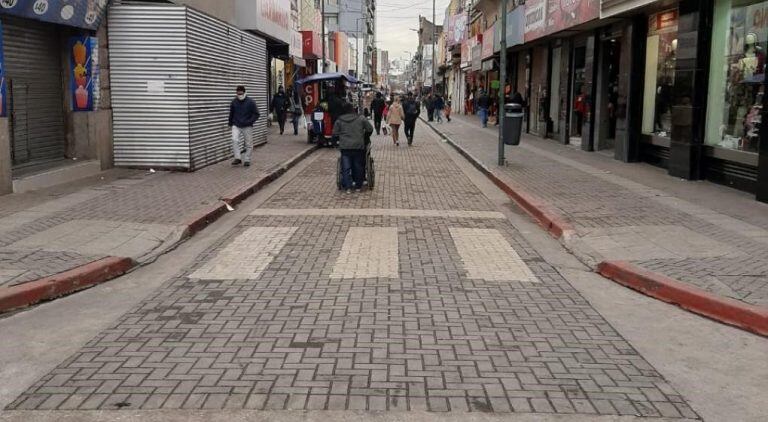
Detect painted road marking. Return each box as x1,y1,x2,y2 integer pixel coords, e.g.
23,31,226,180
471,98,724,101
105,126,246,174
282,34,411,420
331,227,399,279
189,226,297,280
450,228,538,282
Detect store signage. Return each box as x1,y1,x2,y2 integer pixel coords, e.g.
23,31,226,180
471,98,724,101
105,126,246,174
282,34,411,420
525,0,599,42
68,36,99,112
301,30,322,59
0,0,109,30
446,13,468,47
506,7,525,47
601,0,657,19
482,24,495,59
460,40,470,69
333,32,349,73
648,9,678,36
0,22,5,118
290,30,303,59
238,0,290,43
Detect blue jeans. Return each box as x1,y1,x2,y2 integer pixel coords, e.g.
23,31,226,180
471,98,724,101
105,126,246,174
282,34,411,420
340,149,365,189
478,107,489,127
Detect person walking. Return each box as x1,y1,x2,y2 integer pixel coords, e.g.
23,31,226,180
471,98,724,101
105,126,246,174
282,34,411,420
270,86,289,135
371,92,386,135
386,96,405,146
434,94,445,123
333,102,373,193
228,85,260,167
476,89,491,128
402,92,421,145
287,86,303,136
425,94,435,122
444,98,452,122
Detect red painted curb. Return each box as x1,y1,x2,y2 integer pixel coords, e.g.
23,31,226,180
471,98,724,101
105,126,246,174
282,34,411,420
598,260,768,337
424,119,574,239
0,256,135,313
182,203,229,237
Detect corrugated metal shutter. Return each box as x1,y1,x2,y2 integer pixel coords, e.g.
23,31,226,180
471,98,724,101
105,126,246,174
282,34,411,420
187,8,267,170
1,16,65,167
108,5,191,168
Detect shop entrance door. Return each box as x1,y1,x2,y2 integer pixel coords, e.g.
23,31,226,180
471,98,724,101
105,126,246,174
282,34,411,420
569,46,587,147
596,38,621,153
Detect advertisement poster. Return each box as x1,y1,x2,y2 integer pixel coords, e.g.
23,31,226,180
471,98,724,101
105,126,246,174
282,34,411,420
447,13,467,47
0,22,5,118
0,0,109,30
460,40,470,69
525,0,599,42
69,36,99,112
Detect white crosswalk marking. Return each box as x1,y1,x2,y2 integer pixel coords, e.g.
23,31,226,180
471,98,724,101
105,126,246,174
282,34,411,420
189,227,297,280
449,228,538,282
331,227,399,279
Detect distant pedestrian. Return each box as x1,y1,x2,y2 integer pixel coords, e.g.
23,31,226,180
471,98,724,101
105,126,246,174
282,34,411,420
371,92,386,135
228,85,260,167
386,96,405,146
287,86,303,136
444,99,452,122
425,94,435,122
334,102,373,193
477,89,490,128
434,94,445,123
270,86,289,135
402,92,421,145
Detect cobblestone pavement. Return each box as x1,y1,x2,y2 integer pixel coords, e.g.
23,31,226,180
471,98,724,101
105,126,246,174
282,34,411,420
428,115,768,308
7,131,697,418
0,129,311,287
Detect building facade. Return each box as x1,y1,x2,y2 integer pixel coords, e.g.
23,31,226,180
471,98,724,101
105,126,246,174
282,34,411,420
443,0,768,203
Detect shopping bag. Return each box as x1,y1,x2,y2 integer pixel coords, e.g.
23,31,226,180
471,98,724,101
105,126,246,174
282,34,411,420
382,125,389,136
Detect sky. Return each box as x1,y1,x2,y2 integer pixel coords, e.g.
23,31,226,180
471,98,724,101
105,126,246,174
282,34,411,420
375,0,453,64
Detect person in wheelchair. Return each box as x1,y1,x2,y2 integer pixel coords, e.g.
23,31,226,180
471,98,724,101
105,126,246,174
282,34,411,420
333,102,373,193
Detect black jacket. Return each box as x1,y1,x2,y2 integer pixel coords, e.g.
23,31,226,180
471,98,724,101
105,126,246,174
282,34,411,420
270,93,289,114
371,97,386,116
403,99,421,119
477,94,491,109
228,96,260,128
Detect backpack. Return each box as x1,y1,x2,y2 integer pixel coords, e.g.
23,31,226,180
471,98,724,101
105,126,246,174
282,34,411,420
404,101,418,117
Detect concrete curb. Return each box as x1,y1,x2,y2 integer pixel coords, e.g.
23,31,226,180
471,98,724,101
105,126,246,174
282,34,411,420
0,145,318,315
598,261,768,337
420,117,575,239
423,117,768,337
0,257,135,313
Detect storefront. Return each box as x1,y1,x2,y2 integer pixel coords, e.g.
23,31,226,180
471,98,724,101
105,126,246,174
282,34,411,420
108,4,269,170
705,0,768,198
1,1,110,194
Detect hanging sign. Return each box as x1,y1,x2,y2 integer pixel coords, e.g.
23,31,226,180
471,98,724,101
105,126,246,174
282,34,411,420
69,36,99,112
0,0,109,30
0,21,6,118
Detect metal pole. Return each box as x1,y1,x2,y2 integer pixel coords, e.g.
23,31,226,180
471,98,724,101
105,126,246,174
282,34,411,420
498,0,507,166
321,0,326,72
432,0,436,94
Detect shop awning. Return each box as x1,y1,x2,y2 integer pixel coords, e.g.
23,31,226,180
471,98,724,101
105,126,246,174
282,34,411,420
0,0,110,30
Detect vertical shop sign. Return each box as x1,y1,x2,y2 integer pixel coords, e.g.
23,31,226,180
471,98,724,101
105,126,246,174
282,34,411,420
0,21,6,118
69,36,99,112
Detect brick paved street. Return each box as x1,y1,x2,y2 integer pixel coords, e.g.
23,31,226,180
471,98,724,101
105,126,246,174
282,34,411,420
6,131,700,418
0,128,312,288
427,115,768,309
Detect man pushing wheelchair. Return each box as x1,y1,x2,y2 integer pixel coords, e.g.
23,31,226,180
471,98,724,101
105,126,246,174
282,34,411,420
333,102,375,193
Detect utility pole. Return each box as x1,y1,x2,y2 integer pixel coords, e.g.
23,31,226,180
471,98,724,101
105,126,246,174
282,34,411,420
432,0,436,94
498,0,507,166
321,0,326,72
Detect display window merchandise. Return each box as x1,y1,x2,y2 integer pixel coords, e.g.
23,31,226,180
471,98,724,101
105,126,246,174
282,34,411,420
642,9,678,139
706,0,767,154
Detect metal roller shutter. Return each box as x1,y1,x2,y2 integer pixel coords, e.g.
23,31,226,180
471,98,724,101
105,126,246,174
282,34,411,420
2,16,66,167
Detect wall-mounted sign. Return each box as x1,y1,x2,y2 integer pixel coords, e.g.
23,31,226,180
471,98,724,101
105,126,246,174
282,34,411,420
446,13,467,47
69,36,99,111
237,0,291,43
525,0,599,42
0,0,109,30
0,22,6,118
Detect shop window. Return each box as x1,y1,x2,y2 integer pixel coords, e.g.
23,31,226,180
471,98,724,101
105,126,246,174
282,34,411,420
642,9,678,138
706,0,766,154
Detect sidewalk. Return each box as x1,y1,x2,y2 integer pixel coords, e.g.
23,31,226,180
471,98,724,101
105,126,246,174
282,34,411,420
0,127,316,312
423,113,768,335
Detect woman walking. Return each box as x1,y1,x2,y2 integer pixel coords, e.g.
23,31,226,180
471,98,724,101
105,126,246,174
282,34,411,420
386,96,405,146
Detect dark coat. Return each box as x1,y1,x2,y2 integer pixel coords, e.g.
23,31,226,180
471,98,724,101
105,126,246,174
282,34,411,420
228,96,260,128
371,97,386,116
270,93,289,114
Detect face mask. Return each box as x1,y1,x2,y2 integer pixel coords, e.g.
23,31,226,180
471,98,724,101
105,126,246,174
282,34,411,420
237,94,245,100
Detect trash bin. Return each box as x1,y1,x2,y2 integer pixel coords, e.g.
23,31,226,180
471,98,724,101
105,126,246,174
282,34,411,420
502,103,524,146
